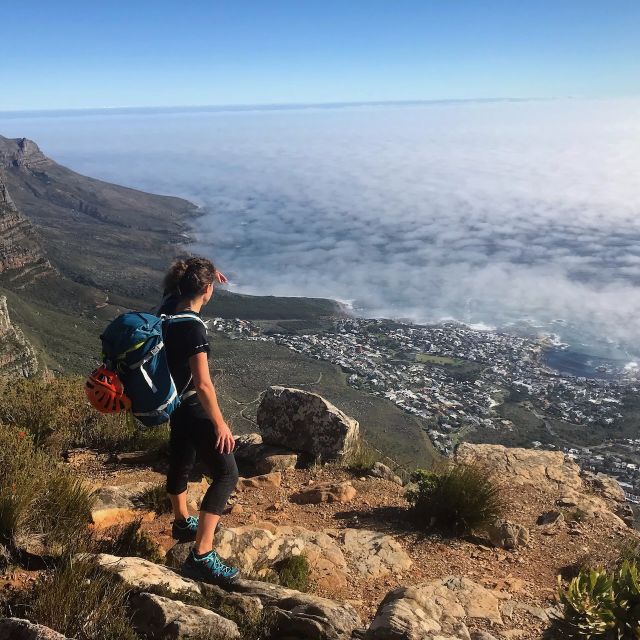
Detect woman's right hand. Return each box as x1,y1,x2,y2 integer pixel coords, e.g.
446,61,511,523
214,421,235,454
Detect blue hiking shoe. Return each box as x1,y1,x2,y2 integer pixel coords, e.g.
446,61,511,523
182,548,240,585
171,515,199,542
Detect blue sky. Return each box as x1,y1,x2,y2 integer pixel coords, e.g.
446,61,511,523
1,0,639,110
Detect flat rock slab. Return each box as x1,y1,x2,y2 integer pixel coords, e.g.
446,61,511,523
257,386,360,460
366,576,502,640
82,553,360,640
0,618,69,639
291,481,357,504
90,482,155,528
338,529,412,579
131,592,240,639
169,524,348,589
234,438,299,474
86,553,202,596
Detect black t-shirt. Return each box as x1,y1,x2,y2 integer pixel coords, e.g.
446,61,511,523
159,297,210,412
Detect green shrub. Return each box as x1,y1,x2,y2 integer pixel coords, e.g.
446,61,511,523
28,558,137,640
276,554,310,591
0,425,93,553
0,376,132,453
139,483,172,515
554,561,640,638
98,519,164,564
405,463,505,536
342,437,381,472
556,567,616,638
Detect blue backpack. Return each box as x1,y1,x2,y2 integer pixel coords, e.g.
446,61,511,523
99,311,206,427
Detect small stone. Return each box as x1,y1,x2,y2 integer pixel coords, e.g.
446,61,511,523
486,520,530,550
230,504,244,515
291,481,357,504
369,462,403,485
236,472,282,491
537,510,564,526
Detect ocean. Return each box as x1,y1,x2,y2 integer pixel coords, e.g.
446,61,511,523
1,98,639,361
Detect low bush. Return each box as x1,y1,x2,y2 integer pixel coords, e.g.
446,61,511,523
28,558,137,640
98,519,164,564
0,375,132,453
554,560,640,638
342,437,381,472
276,554,310,591
0,425,93,553
139,483,172,515
567,508,588,524
405,463,505,536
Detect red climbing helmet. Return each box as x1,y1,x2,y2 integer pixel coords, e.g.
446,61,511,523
85,364,131,414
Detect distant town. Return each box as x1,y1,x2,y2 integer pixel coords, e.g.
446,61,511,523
209,316,640,500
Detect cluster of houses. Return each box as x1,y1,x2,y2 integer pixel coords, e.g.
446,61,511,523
208,316,640,493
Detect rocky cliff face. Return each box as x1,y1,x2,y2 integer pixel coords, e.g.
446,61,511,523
0,171,51,279
0,136,52,171
0,295,38,377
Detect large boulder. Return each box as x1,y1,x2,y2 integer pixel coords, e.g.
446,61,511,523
257,386,359,460
231,578,362,640
0,618,69,639
130,592,240,639
365,576,502,640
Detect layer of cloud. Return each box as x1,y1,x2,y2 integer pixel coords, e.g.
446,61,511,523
2,99,640,354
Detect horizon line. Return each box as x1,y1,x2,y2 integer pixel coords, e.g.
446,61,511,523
0,96,588,118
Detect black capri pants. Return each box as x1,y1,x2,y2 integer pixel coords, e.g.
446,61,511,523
166,402,239,516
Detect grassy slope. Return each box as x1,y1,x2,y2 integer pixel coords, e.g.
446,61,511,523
210,336,438,470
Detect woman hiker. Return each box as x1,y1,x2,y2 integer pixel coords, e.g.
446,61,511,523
159,256,240,585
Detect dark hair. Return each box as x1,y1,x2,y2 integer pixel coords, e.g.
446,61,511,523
163,256,217,299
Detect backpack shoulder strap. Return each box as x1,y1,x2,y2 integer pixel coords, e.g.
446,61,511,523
164,312,208,329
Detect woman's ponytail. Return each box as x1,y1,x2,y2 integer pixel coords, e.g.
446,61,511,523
163,257,216,299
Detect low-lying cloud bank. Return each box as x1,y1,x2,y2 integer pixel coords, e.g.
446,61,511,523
2,98,639,353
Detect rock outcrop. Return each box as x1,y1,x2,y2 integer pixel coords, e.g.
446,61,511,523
130,592,241,639
167,524,412,589
257,386,360,461
366,576,502,640
456,443,627,525
0,173,50,279
0,617,69,639
86,552,362,640
0,295,38,377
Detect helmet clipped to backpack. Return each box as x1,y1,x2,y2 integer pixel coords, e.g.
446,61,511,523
85,310,206,427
